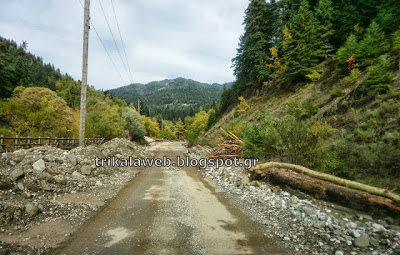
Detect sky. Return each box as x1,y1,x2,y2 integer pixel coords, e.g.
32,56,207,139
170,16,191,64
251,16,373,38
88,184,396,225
0,0,248,90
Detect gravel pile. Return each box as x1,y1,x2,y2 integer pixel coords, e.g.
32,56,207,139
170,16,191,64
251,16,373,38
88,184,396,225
188,148,400,255
0,138,146,253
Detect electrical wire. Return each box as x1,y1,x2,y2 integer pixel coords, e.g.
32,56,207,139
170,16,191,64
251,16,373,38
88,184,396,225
110,0,134,83
77,0,126,85
97,0,130,83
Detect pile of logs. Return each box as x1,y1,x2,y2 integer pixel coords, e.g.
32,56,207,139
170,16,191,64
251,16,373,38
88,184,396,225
209,129,244,159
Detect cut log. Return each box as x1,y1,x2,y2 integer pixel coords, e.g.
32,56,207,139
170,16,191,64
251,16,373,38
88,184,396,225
253,167,400,216
251,162,400,202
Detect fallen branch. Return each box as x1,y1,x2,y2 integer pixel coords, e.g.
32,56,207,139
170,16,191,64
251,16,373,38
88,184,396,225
251,162,400,202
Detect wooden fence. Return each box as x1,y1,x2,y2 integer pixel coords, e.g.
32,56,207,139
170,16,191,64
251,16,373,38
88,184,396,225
0,135,104,152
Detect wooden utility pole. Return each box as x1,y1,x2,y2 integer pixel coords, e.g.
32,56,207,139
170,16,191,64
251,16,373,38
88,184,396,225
79,0,90,147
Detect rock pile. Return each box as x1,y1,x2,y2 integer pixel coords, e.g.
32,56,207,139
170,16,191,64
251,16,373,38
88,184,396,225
0,138,146,252
190,148,400,255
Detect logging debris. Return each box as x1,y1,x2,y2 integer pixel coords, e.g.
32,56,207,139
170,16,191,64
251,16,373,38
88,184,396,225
209,129,244,159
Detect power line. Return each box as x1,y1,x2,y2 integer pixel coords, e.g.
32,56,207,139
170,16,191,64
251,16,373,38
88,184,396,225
110,0,134,83
97,0,130,84
77,0,126,85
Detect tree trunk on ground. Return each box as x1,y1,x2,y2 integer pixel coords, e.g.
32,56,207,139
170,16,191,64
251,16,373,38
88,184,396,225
250,165,400,216
251,162,400,202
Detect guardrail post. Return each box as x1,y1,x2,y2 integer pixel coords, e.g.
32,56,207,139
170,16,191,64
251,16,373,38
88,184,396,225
38,137,41,146
27,136,31,148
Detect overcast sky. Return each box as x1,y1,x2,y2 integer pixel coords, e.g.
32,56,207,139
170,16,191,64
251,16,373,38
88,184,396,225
0,0,248,90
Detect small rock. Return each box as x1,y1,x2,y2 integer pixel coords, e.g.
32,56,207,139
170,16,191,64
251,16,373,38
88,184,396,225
22,191,32,199
335,251,344,255
290,195,299,205
271,185,281,192
241,176,250,186
10,168,24,181
40,180,52,191
303,206,316,216
351,230,361,238
347,222,357,229
17,182,24,190
23,164,33,173
354,234,370,248
25,203,38,216
283,236,290,241
72,171,84,180
369,237,379,247
81,165,91,175
250,180,261,187
54,176,66,184
68,153,77,166
313,221,325,229
372,223,385,232
32,159,46,172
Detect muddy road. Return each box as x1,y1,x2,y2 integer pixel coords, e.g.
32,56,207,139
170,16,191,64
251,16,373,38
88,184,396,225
56,141,284,254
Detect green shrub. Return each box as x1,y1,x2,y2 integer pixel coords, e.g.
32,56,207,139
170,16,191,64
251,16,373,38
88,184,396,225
243,112,331,167
322,152,349,178
302,103,319,118
306,70,323,82
363,54,394,93
330,88,343,98
344,68,361,86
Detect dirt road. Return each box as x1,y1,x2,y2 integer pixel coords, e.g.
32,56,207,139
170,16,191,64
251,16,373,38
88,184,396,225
56,141,284,254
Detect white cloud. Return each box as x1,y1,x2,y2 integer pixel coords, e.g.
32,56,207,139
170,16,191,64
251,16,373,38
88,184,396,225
0,0,247,90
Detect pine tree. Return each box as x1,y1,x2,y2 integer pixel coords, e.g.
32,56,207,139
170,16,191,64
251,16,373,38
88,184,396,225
232,0,275,87
356,21,390,65
314,0,335,58
331,0,360,49
283,0,325,78
335,34,359,73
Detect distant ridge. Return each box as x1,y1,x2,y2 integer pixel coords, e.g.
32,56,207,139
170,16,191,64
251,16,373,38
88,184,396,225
107,77,233,121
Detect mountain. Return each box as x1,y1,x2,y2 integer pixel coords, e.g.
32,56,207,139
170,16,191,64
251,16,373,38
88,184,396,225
108,78,232,121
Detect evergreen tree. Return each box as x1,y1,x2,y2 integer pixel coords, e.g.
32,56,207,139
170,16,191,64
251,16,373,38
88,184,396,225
335,34,359,73
331,0,360,49
356,21,390,65
284,0,325,78
232,0,274,87
363,54,394,93
314,0,335,58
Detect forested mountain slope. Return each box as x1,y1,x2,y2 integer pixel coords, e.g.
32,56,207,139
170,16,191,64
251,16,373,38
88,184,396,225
0,36,144,141
108,78,231,121
203,0,400,191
